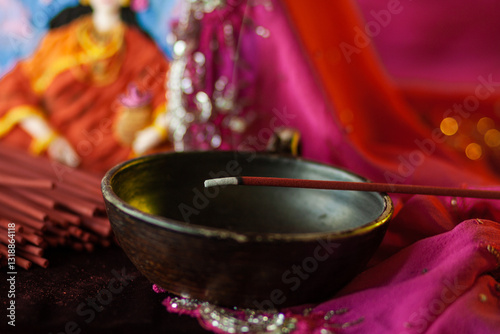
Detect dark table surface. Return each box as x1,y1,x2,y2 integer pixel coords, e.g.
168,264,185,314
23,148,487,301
1,245,211,334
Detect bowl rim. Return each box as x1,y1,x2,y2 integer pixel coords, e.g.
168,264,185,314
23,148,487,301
101,151,393,243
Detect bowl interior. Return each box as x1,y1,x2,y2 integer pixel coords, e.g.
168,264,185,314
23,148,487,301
109,152,388,235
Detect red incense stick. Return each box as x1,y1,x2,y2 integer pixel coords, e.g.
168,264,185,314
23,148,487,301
204,176,500,199
0,175,54,189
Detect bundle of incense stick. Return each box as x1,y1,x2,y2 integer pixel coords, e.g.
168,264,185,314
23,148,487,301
0,144,112,270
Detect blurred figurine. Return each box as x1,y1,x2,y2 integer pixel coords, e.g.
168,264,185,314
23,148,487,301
0,0,169,172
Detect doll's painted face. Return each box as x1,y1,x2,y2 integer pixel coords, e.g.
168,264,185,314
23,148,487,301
89,0,123,14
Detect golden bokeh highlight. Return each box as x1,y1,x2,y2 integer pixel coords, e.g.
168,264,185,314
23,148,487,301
465,143,482,160
484,129,500,148
476,117,495,135
440,117,458,136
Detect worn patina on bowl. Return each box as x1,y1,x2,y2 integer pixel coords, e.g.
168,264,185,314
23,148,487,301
101,151,393,308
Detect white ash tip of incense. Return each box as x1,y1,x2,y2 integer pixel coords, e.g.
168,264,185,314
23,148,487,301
204,177,239,188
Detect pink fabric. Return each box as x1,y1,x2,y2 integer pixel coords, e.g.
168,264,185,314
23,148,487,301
249,0,343,164
356,0,500,84
312,218,500,334
157,0,500,332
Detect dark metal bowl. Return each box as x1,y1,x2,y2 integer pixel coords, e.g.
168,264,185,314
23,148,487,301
101,151,392,308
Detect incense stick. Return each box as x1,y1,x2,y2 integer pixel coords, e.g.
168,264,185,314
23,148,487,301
204,176,500,199
0,144,115,270
0,175,54,189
